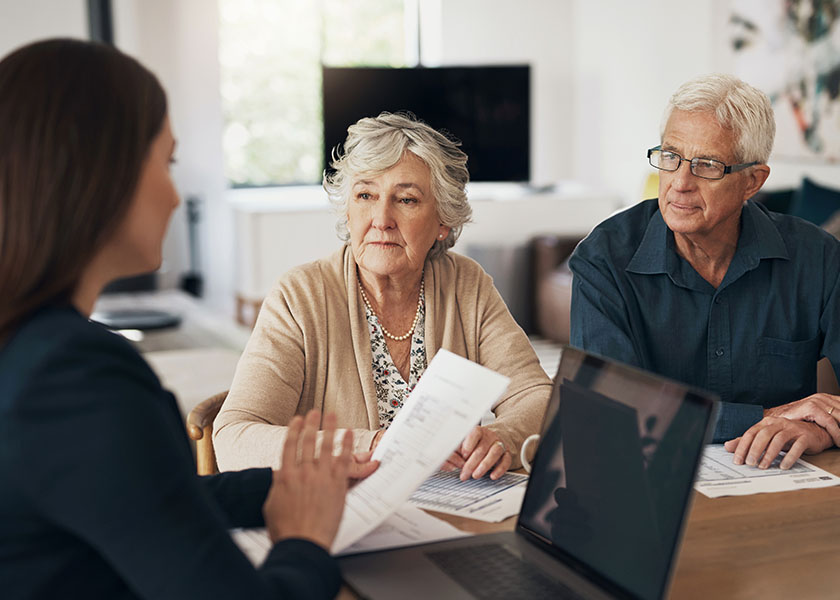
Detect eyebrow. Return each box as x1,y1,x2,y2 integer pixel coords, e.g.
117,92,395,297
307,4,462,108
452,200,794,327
661,142,724,162
352,181,425,195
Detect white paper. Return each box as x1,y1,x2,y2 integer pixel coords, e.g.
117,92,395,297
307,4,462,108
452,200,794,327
409,469,528,522
337,504,470,556
231,505,471,566
331,349,511,553
694,444,840,498
230,527,272,567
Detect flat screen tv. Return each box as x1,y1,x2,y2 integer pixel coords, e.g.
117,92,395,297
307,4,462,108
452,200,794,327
322,65,530,182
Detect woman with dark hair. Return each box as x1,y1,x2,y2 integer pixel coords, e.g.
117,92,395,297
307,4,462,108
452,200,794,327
0,39,374,599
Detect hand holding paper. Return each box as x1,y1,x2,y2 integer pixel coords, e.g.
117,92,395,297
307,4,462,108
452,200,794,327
331,349,510,553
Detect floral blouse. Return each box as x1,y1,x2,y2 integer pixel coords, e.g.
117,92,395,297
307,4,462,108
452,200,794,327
364,297,427,428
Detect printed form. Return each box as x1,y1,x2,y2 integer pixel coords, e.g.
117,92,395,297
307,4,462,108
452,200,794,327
409,469,528,522
695,444,840,498
232,505,469,566
331,349,511,553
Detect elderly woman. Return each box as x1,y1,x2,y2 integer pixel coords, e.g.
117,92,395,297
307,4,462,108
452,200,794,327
214,112,552,480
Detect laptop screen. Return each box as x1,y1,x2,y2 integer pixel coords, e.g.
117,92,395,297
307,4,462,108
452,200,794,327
517,347,715,600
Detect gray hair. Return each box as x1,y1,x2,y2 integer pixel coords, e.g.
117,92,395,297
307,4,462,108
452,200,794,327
661,74,775,164
323,112,472,259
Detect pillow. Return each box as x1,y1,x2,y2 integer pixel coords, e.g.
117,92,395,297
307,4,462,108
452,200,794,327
753,188,796,214
789,177,840,226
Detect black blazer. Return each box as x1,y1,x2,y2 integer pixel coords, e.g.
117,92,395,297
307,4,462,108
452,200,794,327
0,305,339,599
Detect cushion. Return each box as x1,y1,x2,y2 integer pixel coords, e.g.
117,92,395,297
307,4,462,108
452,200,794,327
789,177,840,225
753,188,796,214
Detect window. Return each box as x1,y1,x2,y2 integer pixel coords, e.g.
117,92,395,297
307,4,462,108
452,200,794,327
218,0,409,187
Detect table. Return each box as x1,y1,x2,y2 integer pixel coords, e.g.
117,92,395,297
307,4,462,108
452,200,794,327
93,290,251,419
668,449,840,599
353,451,840,600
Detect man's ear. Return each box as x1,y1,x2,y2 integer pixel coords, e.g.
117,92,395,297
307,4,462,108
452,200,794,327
743,164,771,201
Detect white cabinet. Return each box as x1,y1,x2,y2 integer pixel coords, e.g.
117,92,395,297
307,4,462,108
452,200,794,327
230,184,621,325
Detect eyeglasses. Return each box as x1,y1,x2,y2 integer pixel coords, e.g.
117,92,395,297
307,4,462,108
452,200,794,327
647,145,759,180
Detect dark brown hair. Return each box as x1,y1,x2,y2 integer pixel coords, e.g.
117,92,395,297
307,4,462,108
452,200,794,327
0,38,167,340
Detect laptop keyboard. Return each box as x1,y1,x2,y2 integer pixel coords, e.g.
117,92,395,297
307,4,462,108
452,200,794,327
425,543,586,600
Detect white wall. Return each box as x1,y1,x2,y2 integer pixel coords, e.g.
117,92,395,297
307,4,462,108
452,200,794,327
0,0,87,57
114,0,233,314
573,0,727,204
425,0,575,187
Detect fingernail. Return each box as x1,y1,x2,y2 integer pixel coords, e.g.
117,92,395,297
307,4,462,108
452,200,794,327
733,456,743,465
746,456,756,466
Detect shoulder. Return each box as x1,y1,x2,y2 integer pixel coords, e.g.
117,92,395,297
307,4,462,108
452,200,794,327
573,199,659,267
264,247,349,310
752,201,840,257
0,305,163,425
274,247,347,294
582,199,657,248
430,251,493,290
1,306,151,384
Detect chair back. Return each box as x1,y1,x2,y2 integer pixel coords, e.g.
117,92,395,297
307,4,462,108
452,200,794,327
187,391,227,476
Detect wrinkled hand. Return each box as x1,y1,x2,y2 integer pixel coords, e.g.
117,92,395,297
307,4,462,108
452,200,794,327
763,394,840,447
369,429,385,452
263,410,352,550
349,450,379,484
724,416,834,470
441,426,511,481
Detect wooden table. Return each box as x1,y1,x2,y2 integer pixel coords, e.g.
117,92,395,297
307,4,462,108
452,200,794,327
668,449,840,599
377,451,840,600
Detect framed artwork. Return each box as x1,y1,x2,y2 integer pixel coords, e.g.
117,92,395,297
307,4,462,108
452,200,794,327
729,0,840,161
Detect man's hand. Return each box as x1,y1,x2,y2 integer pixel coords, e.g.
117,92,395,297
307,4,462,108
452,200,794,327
724,416,834,470
763,394,840,447
441,426,511,481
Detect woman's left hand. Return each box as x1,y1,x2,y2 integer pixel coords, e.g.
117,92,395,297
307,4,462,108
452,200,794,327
441,425,511,481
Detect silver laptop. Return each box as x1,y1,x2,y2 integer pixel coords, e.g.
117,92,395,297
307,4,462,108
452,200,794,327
339,346,717,600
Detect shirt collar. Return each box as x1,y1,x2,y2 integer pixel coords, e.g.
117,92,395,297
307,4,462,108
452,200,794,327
626,199,790,287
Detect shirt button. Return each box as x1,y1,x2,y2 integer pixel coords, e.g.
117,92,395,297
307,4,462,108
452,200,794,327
715,348,724,357
714,296,722,304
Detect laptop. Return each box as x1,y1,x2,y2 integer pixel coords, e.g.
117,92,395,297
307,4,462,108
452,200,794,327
339,346,717,600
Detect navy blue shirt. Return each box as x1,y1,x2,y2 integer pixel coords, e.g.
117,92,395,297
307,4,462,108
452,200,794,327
0,306,341,599
570,199,840,442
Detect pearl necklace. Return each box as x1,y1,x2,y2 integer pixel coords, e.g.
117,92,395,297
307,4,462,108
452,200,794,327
358,275,425,341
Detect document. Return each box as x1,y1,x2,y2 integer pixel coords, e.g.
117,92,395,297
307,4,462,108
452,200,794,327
694,444,840,498
409,469,528,522
231,505,470,566
338,504,470,555
331,349,511,553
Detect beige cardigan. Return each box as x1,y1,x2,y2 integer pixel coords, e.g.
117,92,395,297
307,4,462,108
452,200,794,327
214,245,552,471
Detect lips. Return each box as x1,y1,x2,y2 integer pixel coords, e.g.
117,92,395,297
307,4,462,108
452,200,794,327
668,200,699,211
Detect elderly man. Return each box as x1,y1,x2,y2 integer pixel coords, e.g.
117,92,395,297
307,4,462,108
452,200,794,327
570,74,840,469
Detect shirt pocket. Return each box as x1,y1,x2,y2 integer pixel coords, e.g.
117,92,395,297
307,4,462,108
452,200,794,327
757,335,821,403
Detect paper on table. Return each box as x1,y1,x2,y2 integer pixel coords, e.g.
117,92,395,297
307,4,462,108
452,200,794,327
694,444,840,498
337,504,470,556
231,505,471,566
409,469,528,522
331,349,510,553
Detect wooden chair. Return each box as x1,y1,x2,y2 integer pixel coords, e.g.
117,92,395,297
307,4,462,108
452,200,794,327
187,391,227,476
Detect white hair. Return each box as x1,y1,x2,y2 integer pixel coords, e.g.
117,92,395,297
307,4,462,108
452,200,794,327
323,112,472,259
661,73,775,164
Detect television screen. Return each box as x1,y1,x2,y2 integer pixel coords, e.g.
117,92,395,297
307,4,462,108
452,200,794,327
322,65,530,182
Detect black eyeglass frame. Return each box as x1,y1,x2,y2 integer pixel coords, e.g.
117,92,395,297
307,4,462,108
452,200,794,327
647,145,759,180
